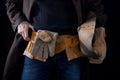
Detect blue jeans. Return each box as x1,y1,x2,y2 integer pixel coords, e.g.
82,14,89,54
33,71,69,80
21,51,82,80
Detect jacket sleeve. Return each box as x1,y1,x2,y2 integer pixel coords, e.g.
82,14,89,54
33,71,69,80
5,0,28,32
86,0,107,27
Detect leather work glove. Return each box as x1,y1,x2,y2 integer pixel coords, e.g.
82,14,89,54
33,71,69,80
78,17,97,58
77,17,107,64
89,27,107,64
30,30,58,61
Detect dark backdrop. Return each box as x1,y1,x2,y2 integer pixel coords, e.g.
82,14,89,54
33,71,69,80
0,0,14,80
88,0,120,80
0,0,120,80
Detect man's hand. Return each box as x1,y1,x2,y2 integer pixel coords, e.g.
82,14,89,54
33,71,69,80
17,21,35,41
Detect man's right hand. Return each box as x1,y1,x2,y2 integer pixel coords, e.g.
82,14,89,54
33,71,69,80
17,21,35,41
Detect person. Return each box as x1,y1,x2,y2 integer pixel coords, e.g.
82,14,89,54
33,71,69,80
3,0,107,80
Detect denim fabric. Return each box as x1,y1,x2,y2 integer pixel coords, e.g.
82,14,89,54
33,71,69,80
21,51,81,80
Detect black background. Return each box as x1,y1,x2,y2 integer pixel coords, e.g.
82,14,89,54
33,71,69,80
0,0,120,80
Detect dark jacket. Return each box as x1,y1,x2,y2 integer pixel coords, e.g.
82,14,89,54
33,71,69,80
3,0,107,80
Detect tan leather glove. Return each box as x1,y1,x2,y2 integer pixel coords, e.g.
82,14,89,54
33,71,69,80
89,27,107,64
23,30,58,62
78,17,107,64
78,17,97,58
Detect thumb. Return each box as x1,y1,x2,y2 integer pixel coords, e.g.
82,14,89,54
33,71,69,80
29,24,35,31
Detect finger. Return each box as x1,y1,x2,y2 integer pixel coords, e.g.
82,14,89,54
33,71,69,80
29,24,35,31
23,25,30,41
22,31,30,41
24,32,30,41
17,25,23,34
19,24,29,41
